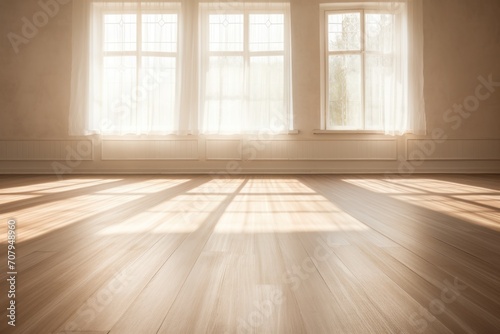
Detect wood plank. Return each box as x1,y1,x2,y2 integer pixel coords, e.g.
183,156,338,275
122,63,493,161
0,175,499,334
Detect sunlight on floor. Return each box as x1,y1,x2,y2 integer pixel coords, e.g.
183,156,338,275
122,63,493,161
240,178,317,194
453,194,500,210
186,178,246,194
385,178,500,194
0,194,41,205
213,179,370,233
35,178,123,193
342,178,425,194
0,178,120,194
98,179,248,236
96,178,371,235
394,194,500,231
342,177,500,231
6,176,497,242
96,178,191,194
0,193,143,242
98,193,228,235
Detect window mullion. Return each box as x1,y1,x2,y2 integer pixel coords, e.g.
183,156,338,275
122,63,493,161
244,11,249,56
360,9,366,131
137,8,142,70
324,11,330,129
244,10,249,101
136,7,143,127
104,51,137,57
242,9,250,120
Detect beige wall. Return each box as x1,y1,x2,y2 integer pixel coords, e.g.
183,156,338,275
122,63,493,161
1,0,500,174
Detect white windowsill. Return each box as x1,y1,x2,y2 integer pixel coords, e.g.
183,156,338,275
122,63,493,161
313,129,385,135
98,130,300,139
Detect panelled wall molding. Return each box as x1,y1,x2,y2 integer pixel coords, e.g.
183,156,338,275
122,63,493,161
406,139,500,161
205,139,398,161
1,138,500,173
247,139,398,161
0,140,93,161
101,139,199,161
206,140,242,161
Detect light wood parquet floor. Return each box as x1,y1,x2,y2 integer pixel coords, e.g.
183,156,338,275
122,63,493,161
0,174,499,334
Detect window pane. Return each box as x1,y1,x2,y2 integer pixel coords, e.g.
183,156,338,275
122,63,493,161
139,57,177,131
249,56,284,100
103,56,137,128
365,54,393,130
204,56,245,132
104,14,137,52
142,14,177,53
366,13,394,53
209,14,244,52
328,55,362,128
249,14,284,52
328,13,360,51
249,56,285,131
206,56,244,97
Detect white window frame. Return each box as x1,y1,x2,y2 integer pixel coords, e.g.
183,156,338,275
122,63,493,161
319,3,396,133
99,7,179,75
94,2,181,134
199,3,294,134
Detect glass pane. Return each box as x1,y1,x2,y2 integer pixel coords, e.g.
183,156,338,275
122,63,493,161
209,14,244,52
366,13,394,53
139,57,177,131
248,56,285,131
142,14,177,53
249,56,284,100
365,54,393,130
206,56,244,97
249,14,284,52
204,56,245,132
328,13,360,51
104,14,137,52
103,56,137,130
328,55,362,129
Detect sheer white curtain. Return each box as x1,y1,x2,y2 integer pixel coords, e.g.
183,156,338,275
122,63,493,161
375,0,425,135
365,0,426,135
324,0,425,135
70,0,195,135
70,0,292,136
198,1,293,134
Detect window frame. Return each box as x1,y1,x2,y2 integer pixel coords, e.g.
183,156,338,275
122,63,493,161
198,3,293,134
94,3,181,134
320,3,395,133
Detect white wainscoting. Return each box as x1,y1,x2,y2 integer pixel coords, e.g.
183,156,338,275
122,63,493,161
407,139,500,160
247,139,398,160
1,138,499,173
206,140,242,160
101,140,199,160
0,140,93,161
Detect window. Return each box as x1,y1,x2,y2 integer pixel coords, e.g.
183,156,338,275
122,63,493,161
95,4,178,134
100,8,179,134
325,10,393,130
70,1,182,135
199,3,293,134
70,1,293,136
320,2,425,135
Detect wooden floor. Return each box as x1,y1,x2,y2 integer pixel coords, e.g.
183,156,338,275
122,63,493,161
0,175,500,334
